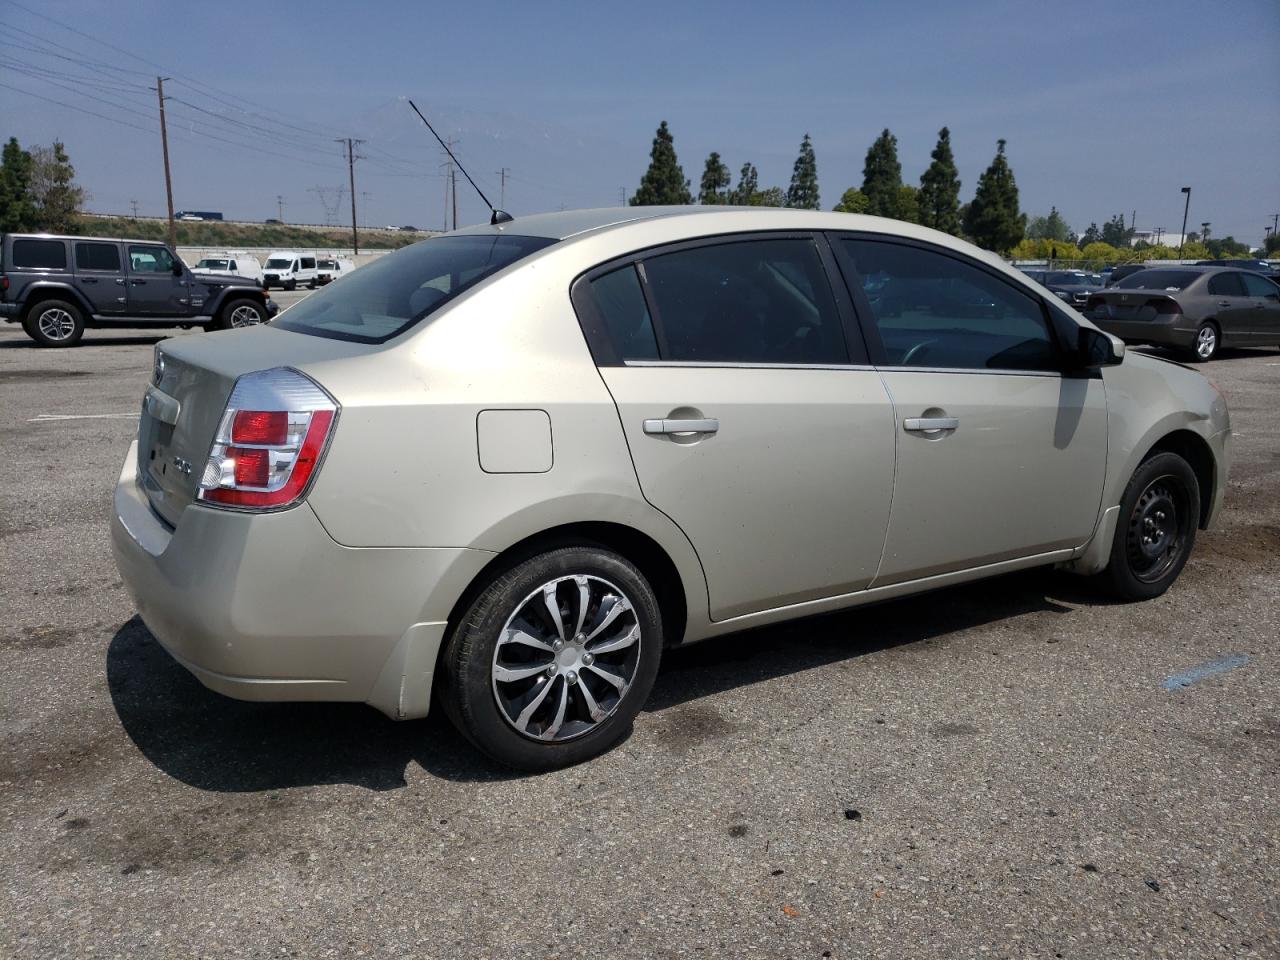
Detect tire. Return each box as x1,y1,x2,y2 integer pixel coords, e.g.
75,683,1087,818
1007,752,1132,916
439,546,663,770
284,279,297,291
209,297,268,331
306,280,316,290
1099,451,1200,601
1186,321,1219,362
23,299,85,347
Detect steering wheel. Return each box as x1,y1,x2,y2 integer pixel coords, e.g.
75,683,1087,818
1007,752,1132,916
900,339,938,366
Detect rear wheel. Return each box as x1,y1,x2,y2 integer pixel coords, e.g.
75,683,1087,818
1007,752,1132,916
23,299,85,347
440,546,662,770
1187,321,1219,362
1099,451,1199,601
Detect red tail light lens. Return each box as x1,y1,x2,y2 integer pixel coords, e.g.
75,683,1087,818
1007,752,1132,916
1152,298,1180,315
198,368,337,510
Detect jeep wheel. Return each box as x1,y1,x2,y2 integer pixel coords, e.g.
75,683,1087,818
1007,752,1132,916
209,298,268,331
23,299,85,347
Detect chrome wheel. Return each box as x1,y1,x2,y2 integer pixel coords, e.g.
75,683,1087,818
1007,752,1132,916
1125,476,1189,583
1195,325,1217,360
38,307,77,341
229,304,264,327
491,574,642,743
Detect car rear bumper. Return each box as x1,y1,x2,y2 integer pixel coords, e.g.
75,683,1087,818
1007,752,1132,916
110,441,493,719
1087,314,1195,349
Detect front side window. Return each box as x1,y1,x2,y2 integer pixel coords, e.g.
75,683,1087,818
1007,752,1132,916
841,238,1058,372
1207,272,1246,297
639,238,848,364
128,245,176,273
301,257,316,270
75,242,121,272
12,239,67,269
1241,272,1280,298
274,234,556,343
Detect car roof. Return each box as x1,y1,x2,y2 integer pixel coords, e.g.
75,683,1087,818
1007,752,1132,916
4,232,169,245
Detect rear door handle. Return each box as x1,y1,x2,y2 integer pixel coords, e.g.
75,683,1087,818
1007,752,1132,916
903,417,959,432
1217,300,1231,307
643,418,719,436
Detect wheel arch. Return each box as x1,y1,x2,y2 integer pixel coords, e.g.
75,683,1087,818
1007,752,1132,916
1139,428,1216,528
20,283,93,319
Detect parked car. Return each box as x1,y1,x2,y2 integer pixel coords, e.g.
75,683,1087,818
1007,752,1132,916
261,251,318,290
193,253,264,285
314,257,354,285
112,208,1230,769
0,233,276,346
1194,259,1278,277
1085,265,1280,361
1106,264,1150,286
1021,268,1098,311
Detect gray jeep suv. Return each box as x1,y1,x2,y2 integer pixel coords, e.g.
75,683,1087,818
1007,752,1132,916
0,233,278,346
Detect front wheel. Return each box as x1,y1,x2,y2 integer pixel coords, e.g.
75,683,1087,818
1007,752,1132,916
209,298,268,331
284,279,297,291
23,299,85,347
440,546,663,770
1187,322,1219,362
1099,451,1200,601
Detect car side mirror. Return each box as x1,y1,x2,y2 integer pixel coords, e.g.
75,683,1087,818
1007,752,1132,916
1078,326,1124,367
171,261,184,276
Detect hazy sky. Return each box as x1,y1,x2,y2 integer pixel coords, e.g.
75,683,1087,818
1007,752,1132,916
3,0,1278,243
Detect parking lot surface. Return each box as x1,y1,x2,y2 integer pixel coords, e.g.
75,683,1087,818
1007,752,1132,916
1,321,1277,958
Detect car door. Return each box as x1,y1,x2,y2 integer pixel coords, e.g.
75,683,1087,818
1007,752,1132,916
125,245,191,315
72,241,126,314
1205,272,1253,344
1239,272,1280,344
831,234,1108,586
574,234,896,621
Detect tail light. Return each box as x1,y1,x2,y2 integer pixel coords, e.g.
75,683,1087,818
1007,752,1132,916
1152,298,1180,316
1086,295,1106,311
197,367,338,510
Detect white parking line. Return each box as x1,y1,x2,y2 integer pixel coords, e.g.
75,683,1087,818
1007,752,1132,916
27,413,140,422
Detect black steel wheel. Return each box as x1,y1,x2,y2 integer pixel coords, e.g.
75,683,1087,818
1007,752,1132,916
1101,451,1199,600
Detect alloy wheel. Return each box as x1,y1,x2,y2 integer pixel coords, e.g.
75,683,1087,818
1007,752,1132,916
37,308,77,341
229,305,264,328
491,574,642,743
1195,325,1217,360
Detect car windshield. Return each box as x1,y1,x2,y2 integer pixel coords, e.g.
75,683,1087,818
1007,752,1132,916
1116,270,1201,291
265,258,292,268
196,259,229,269
273,234,556,343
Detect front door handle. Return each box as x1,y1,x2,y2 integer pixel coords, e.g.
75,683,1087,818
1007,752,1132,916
903,417,959,432
131,279,147,286
1217,300,1231,307
643,418,719,436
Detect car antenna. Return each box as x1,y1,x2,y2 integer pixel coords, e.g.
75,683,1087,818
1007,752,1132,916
406,99,513,226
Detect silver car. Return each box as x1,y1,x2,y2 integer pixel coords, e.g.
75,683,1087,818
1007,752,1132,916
112,208,1231,769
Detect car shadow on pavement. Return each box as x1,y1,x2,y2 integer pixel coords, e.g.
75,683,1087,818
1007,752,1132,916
107,568,1095,790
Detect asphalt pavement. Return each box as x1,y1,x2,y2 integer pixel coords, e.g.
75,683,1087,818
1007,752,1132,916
1,318,1276,958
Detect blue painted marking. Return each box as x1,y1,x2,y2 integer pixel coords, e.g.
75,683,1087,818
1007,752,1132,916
1162,654,1249,691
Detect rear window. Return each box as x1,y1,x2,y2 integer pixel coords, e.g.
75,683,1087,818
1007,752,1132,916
12,239,67,269
1116,270,1201,291
274,234,556,343
76,242,121,272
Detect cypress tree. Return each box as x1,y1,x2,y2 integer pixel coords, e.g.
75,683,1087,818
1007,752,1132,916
729,162,758,206
698,151,731,205
963,139,1026,254
0,137,37,233
861,128,902,218
784,133,820,209
917,127,961,235
30,141,85,233
631,121,692,206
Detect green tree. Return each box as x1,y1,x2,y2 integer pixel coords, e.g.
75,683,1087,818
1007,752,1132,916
729,162,758,206
751,186,785,207
861,128,902,218
785,133,820,209
698,151,731,205
1078,222,1102,248
896,184,920,224
0,136,37,233
1100,213,1132,247
631,121,692,206
917,127,961,235
1264,233,1280,257
1205,236,1250,258
30,140,85,233
833,188,869,213
1027,206,1073,242
963,139,1026,254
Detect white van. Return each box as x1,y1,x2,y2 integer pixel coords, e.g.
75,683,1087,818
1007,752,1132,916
315,257,355,285
262,252,319,290
192,253,264,284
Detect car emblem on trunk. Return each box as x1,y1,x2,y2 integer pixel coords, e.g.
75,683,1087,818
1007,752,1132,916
172,456,192,476
1121,295,1129,303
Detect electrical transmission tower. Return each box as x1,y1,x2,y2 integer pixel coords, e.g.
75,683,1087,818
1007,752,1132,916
308,185,346,226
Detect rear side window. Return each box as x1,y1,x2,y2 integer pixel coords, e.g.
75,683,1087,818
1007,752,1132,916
12,239,67,269
274,234,556,343
1208,273,1247,297
75,242,121,272
589,265,658,360
639,238,848,364
841,238,1058,372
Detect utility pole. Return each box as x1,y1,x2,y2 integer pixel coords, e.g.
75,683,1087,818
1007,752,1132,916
1272,213,1279,237
620,187,627,206
155,76,176,248
496,167,509,209
336,138,365,254
1178,186,1191,260
1201,221,1210,243
451,167,458,231
129,199,139,219
276,195,285,221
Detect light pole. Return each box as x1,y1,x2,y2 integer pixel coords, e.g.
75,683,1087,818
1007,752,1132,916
1178,186,1191,259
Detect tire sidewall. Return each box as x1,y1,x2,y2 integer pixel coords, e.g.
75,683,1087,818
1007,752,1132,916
218,297,267,330
443,546,663,770
1104,451,1200,600
23,299,85,347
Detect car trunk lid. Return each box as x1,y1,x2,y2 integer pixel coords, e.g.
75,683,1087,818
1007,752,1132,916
1085,290,1180,322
